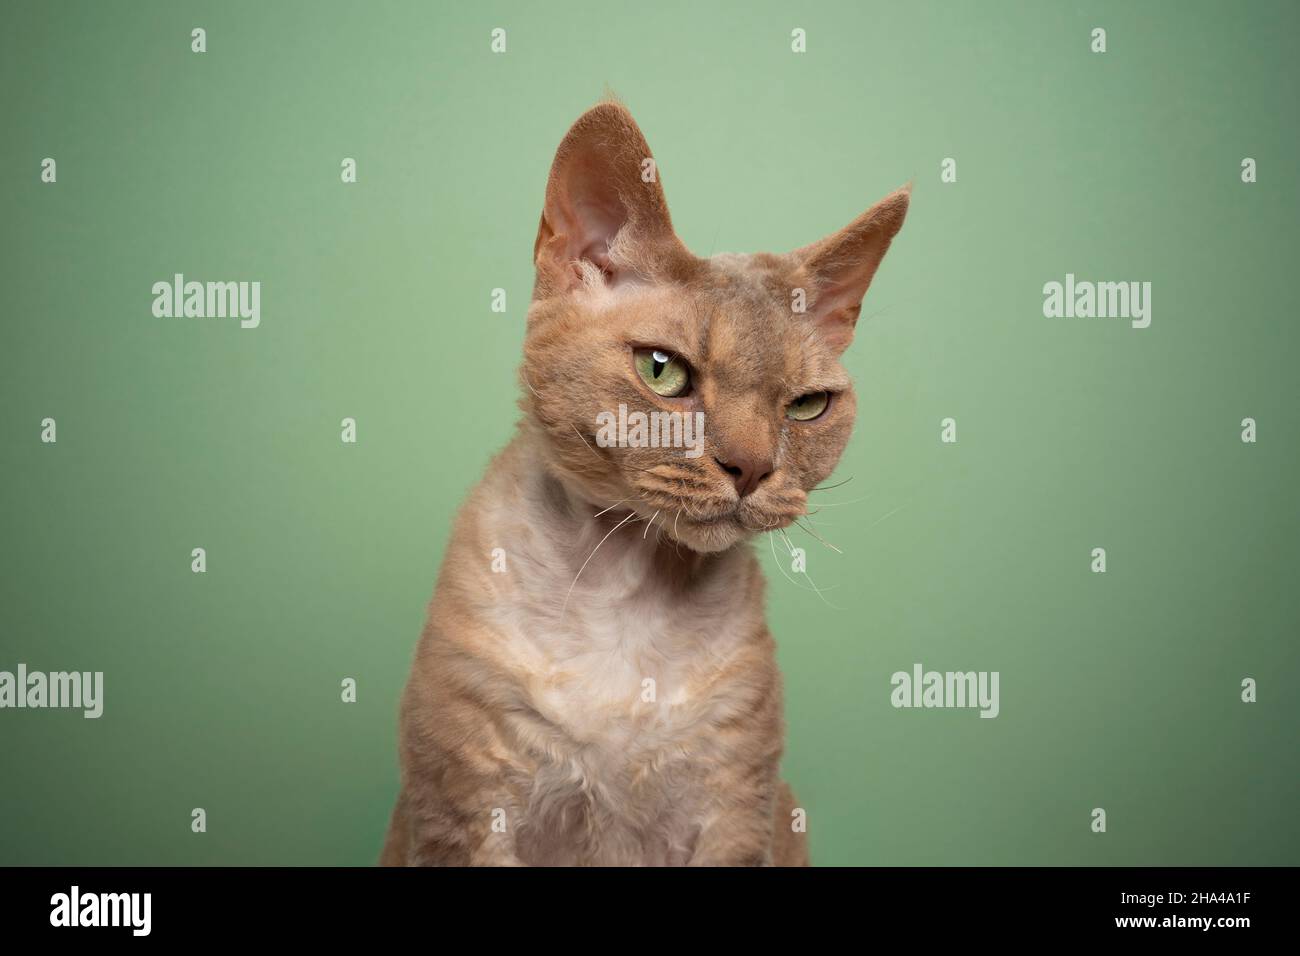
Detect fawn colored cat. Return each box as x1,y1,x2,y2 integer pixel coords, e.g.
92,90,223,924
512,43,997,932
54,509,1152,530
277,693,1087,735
382,101,908,866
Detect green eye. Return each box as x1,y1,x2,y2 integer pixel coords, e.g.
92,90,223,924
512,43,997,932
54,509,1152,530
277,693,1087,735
787,391,830,421
634,348,691,397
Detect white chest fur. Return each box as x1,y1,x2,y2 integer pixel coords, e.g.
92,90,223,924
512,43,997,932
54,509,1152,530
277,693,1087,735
486,520,748,749
473,495,762,863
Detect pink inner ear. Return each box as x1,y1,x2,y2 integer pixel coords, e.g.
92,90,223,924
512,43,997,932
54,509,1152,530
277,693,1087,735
804,267,875,352
569,197,625,272
548,143,639,276
533,103,698,298
813,304,860,352
796,185,911,352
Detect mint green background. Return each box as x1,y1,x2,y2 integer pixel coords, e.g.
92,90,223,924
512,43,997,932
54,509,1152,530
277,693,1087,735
2,1,1296,866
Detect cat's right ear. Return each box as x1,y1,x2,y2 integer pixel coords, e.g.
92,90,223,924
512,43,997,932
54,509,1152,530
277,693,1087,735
790,185,910,353
533,102,688,297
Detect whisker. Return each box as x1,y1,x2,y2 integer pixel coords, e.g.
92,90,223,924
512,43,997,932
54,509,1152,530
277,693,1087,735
777,528,842,608
811,476,854,493
643,510,661,539
567,423,666,480
805,493,876,508
768,531,842,604
559,511,638,621
594,497,641,518
794,518,843,555
521,368,543,399
858,302,898,325
865,503,908,531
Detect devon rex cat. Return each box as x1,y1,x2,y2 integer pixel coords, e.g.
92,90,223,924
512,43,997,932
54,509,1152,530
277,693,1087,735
382,101,908,866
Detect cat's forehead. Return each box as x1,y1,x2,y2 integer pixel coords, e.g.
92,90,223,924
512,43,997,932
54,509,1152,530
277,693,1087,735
586,251,793,310
587,254,841,385
602,269,788,345
695,251,804,316
704,250,797,290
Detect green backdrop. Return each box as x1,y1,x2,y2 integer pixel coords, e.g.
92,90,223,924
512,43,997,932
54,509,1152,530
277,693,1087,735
2,0,1296,866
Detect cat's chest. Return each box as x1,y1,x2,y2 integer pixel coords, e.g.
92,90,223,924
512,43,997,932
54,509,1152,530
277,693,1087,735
505,594,734,749
500,602,738,866
490,533,758,752
477,520,767,863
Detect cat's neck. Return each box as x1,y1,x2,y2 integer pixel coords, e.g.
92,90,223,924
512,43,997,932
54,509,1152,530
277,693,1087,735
459,428,763,658
543,468,714,585
508,426,747,594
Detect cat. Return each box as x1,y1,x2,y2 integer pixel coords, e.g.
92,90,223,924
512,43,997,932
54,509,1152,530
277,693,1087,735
381,101,908,866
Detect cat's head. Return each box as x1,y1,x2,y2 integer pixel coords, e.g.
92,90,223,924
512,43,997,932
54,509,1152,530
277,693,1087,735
523,102,908,554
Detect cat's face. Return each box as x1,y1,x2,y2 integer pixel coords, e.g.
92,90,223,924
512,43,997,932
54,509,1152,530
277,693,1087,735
524,103,908,554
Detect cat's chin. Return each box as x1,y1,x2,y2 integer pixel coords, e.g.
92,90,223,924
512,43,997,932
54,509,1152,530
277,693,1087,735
660,512,750,554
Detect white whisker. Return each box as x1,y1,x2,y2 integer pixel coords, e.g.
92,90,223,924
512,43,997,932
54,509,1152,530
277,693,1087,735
794,518,843,555
767,530,841,602
807,493,876,508
866,503,908,531
594,498,639,518
560,511,639,622
777,527,843,608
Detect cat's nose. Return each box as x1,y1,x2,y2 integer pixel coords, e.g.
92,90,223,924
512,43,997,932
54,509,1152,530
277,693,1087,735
714,454,773,498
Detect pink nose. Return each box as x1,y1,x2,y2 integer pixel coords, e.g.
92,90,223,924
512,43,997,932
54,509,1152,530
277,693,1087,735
714,454,773,498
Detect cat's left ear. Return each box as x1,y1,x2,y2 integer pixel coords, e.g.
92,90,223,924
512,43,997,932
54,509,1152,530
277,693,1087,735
533,101,691,297
792,185,910,352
